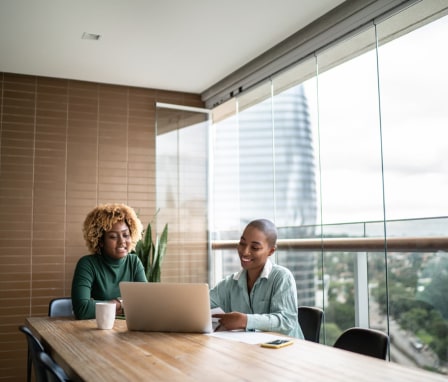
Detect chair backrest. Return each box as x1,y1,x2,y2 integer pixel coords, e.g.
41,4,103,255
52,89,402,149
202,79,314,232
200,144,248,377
48,297,74,317
19,325,47,382
333,327,389,360
39,352,69,382
298,306,324,343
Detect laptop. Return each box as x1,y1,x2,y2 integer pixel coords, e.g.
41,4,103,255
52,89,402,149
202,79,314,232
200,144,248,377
119,282,213,333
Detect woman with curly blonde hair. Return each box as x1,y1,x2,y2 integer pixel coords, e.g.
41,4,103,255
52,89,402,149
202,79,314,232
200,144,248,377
71,203,147,319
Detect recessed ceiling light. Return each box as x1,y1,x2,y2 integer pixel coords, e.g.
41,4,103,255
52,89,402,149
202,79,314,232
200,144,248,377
82,32,101,40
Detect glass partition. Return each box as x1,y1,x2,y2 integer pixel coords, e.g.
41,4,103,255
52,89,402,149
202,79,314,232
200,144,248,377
155,104,210,282
313,25,385,225
377,9,448,222
152,0,448,373
209,0,448,374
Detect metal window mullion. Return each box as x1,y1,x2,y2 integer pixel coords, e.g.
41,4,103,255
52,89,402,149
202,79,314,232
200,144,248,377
354,251,370,328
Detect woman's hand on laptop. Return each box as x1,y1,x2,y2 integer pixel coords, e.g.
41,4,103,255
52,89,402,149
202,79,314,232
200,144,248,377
111,298,124,316
212,312,247,331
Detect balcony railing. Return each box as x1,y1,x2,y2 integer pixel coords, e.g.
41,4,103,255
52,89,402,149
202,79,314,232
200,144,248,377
211,227,448,374
212,236,448,252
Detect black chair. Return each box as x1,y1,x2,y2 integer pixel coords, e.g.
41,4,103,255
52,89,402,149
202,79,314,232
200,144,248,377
333,327,389,360
39,351,70,382
48,297,74,317
19,325,48,382
19,325,71,382
298,306,324,343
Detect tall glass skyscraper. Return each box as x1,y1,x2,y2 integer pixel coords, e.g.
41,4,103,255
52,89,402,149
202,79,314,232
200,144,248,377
213,85,318,305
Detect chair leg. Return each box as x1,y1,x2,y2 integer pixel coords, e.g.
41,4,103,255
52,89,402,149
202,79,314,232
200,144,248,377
26,346,31,382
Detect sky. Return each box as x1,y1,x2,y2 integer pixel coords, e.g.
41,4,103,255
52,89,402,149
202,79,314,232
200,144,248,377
303,14,448,225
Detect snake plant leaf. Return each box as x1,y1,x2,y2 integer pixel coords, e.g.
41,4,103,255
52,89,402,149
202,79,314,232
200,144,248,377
150,224,168,282
133,218,168,282
134,240,148,271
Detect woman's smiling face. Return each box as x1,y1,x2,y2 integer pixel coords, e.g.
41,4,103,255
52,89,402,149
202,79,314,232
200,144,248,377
237,226,275,272
101,221,131,259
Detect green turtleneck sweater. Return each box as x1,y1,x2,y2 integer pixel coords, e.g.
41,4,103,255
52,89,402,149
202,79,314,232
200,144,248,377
71,253,147,319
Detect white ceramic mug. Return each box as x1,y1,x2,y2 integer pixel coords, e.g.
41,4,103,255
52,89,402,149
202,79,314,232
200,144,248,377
95,302,116,329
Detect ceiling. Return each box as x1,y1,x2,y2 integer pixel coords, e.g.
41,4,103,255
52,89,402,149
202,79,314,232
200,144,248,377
0,0,345,95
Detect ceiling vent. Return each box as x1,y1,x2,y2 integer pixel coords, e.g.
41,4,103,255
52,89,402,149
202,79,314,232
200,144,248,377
81,32,101,40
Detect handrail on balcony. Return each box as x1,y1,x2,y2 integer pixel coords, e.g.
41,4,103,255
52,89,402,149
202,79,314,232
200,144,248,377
212,236,448,252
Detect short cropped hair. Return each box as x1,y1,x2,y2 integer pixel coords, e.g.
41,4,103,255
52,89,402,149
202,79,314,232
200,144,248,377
82,203,143,254
246,218,278,248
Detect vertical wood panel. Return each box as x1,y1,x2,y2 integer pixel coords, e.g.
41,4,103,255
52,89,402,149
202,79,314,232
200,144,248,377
0,73,35,381
0,71,203,381
32,77,68,315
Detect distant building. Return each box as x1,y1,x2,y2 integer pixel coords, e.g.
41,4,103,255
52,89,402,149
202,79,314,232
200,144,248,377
215,85,318,305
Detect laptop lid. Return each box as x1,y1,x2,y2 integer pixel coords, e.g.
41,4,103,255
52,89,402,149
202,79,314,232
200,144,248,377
119,282,212,333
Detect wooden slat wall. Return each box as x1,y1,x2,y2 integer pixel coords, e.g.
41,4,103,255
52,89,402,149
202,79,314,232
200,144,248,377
0,72,204,381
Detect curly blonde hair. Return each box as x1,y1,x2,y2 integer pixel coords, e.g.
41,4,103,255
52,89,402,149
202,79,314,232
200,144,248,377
82,203,143,254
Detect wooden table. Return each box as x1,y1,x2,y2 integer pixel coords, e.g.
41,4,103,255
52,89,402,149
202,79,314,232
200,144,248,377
26,317,447,382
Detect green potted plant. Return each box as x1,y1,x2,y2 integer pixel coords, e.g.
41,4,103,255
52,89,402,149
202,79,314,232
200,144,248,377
133,214,168,282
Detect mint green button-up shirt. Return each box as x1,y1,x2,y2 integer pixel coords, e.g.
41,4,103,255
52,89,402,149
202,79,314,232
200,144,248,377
210,259,304,339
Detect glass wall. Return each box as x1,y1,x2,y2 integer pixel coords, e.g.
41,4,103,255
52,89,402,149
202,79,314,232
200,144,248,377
209,0,448,374
155,105,211,283
310,26,384,225
153,0,448,374
377,7,448,223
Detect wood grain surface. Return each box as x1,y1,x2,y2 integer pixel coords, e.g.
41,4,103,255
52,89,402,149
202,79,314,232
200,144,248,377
26,317,447,382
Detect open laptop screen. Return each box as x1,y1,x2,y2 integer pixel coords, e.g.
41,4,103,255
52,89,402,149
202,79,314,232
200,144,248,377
119,282,212,333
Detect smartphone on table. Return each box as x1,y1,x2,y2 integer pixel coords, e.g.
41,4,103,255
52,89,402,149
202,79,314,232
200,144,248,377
260,339,294,349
